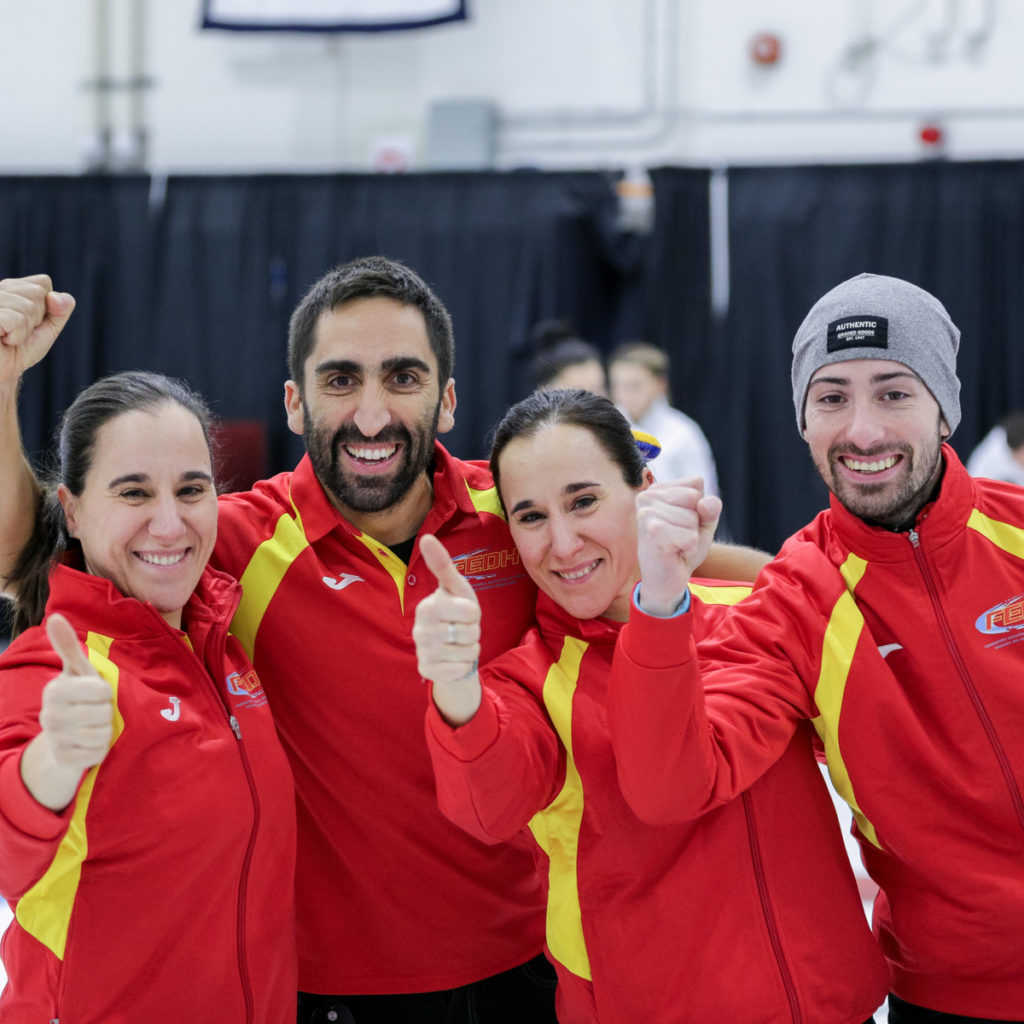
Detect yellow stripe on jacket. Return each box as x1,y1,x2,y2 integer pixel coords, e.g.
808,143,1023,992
233,507,311,659
527,635,591,981
810,553,881,849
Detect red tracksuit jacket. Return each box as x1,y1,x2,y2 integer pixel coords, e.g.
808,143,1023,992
0,563,297,1023
610,446,1024,1018
427,586,887,1024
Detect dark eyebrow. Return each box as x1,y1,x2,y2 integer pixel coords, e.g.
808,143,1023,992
382,356,431,375
509,481,600,516
313,356,432,377
313,359,361,377
107,472,149,488
107,470,213,489
871,371,922,385
809,370,921,388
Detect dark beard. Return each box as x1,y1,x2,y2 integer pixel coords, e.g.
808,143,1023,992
303,401,441,515
820,439,945,530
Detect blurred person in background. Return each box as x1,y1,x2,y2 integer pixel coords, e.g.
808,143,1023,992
609,340,718,496
966,409,1024,486
530,319,608,396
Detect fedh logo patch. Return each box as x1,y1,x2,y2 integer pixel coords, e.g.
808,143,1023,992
227,668,268,707
976,592,1024,648
451,546,524,592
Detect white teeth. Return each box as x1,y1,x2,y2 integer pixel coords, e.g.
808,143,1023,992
139,552,185,566
346,445,397,461
557,561,598,581
844,456,897,473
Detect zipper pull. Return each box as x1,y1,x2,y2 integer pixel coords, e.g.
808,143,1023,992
229,714,242,740
908,528,921,547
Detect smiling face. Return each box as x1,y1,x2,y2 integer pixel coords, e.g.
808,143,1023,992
497,422,648,622
803,358,949,528
285,296,456,543
58,402,218,629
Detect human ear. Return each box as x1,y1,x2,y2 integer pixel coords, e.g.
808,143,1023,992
284,380,305,437
437,379,457,435
57,484,79,538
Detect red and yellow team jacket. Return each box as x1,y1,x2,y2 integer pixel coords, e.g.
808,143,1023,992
213,446,545,994
610,445,1024,1020
0,562,297,1023
426,586,888,1024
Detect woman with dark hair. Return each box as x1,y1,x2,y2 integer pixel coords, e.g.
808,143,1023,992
413,388,887,1024
0,371,296,1023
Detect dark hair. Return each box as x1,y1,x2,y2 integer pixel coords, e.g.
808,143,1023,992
7,371,214,636
489,389,646,507
529,319,605,391
287,256,455,389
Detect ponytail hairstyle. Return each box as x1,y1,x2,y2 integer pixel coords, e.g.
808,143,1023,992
6,371,214,636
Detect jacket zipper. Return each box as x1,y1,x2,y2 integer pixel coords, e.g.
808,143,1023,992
203,616,260,1024
908,529,1024,832
229,713,260,1024
742,792,802,1023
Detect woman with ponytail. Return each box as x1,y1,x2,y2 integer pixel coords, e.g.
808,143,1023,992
413,388,888,1024
0,371,296,1023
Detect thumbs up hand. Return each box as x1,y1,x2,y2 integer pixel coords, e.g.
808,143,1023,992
413,534,483,727
20,614,115,811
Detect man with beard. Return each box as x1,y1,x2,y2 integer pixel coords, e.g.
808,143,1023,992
610,273,1024,1024
0,259,769,1023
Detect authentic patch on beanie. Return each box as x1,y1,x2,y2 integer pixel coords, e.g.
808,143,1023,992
791,273,961,436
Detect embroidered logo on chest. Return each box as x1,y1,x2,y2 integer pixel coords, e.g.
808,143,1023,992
976,592,1024,649
450,546,524,592
322,572,365,591
977,593,1024,633
227,668,268,707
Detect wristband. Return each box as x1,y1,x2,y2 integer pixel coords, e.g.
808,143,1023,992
633,582,690,618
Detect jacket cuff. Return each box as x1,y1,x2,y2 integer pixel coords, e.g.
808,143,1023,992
425,687,501,762
622,598,697,670
0,752,74,840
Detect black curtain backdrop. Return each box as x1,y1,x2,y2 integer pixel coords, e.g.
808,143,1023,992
2,171,638,476
147,171,639,470
722,160,1024,551
3,162,1023,558
0,175,154,462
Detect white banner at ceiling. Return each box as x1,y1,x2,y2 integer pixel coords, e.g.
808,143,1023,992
201,0,467,32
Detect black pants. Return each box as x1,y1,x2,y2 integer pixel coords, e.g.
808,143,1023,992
887,993,1024,1024
297,954,558,1024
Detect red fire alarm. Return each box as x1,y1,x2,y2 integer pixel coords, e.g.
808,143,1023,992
750,32,782,65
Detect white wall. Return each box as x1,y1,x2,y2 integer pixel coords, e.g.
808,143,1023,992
2,0,1023,174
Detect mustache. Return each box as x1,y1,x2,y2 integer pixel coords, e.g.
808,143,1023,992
330,425,410,449
829,442,911,459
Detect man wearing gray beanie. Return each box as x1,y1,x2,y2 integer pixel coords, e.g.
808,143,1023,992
613,273,1024,1024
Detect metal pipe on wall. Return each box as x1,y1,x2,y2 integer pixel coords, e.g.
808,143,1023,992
85,0,113,170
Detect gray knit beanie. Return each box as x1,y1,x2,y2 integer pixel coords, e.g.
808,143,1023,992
791,273,961,436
